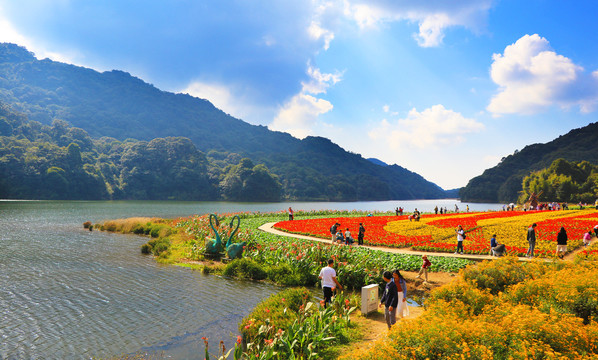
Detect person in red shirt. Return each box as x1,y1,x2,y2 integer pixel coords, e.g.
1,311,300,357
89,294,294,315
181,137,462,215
416,255,431,282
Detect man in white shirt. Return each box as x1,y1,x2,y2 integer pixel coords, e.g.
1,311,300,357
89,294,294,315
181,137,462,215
318,259,343,307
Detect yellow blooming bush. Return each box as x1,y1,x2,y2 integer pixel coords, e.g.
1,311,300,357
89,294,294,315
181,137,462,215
342,258,598,360
503,263,598,324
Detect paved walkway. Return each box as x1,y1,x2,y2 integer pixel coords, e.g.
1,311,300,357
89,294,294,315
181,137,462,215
258,222,504,262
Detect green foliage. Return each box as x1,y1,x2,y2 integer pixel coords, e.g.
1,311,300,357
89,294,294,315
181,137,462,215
239,287,312,342
142,237,171,256
223,258,268,280
231,288,355,360
519,158,598,203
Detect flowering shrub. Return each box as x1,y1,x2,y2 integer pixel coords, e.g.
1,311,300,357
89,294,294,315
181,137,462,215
206,287,356,360
341,258,598,360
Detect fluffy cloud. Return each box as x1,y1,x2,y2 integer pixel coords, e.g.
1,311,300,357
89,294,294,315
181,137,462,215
269,94,333,138
368,104,484,148
344,0,493,47
181,80,272,125
488,34,598,115
269,64,341,138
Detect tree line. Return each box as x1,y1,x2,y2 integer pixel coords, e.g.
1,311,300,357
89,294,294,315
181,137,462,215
519,158,598,204
0,105,281,201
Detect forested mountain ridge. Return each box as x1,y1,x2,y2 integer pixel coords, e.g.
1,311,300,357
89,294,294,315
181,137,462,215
460,121,598,203
0,43,447,200
0,103,283,200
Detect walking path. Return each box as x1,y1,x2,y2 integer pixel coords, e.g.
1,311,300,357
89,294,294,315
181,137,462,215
259,222,500,261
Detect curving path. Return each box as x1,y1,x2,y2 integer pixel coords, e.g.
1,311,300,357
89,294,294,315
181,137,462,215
258,222,502,262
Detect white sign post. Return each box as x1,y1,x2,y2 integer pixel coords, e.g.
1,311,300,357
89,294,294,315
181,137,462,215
361,284,379,315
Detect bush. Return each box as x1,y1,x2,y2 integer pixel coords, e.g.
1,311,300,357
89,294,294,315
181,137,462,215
503,263,598,324
223,258,267,280
143,237,171,256
140,243,152,254
428,280,495,316
148,224,171,238
460,256,551,295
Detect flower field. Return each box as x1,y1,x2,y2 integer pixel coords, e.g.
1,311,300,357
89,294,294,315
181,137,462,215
273,209,598,257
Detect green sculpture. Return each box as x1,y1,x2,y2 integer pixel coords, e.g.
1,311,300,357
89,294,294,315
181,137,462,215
225,215,246,259
204,214,246,259
205,213,225,257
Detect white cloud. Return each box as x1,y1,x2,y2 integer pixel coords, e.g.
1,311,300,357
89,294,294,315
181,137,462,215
0,9,28,46
181,80,271,124
368,104,484,148
0,7,87,67
301,64,342,94
269,63,341,137
270,94,333,138
488,34,598,115
308,21,335,50
344,0,493,47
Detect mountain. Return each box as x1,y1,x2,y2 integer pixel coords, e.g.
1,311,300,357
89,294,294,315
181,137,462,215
460,122,598,203
366,158,388,167
0,43,448,201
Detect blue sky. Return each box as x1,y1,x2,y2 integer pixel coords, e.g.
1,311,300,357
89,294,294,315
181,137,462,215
1,0,597,189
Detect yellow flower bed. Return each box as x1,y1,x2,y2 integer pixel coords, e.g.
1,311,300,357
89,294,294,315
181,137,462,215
342,258,598,359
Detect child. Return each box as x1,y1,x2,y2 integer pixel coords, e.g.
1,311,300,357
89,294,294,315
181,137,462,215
416,255,431,282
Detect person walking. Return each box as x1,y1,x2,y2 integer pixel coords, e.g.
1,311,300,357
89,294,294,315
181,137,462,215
392,270,409,319
526,223,537,258
357,222,365,245
455,225,465,254
556,227,568,259
318,259,343,307
416,255,431,282
379,271,398,329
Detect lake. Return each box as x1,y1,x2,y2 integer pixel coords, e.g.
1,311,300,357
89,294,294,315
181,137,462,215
0,199,501,359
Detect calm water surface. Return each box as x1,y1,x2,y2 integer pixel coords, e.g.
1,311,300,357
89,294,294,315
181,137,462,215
0,199,501,359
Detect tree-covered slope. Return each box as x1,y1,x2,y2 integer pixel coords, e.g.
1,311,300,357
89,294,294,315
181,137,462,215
0,43,446,200
0,102,284,200
460,122,598,203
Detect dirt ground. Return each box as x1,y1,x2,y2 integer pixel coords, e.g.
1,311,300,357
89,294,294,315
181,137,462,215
340,270,457,356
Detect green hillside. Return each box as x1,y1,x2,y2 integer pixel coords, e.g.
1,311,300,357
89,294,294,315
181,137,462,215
0,43,447,201
460,122,598,203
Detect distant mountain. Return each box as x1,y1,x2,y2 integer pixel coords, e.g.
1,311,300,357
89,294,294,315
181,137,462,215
0,43,449,201
367,158,388,167
460,122,598,203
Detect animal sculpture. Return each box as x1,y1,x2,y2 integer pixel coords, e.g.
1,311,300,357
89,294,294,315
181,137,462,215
205,213,225,255
225,215,246,259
